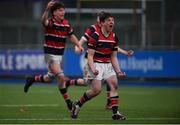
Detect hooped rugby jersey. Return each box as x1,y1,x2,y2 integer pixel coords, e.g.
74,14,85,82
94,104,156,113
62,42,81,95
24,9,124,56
83,23,100,58
43,16,74,55
88,28,119,63
83,23,100,41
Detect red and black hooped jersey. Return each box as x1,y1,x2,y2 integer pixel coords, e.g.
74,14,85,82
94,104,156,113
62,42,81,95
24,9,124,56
88,29,119,63
84,23,100,58
44,16,74,55
83,23,100,41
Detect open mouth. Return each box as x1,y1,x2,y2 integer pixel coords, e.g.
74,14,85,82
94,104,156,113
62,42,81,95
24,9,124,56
109,25,113,28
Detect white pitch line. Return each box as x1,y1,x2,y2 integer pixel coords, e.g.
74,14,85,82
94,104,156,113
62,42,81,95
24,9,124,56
0,117,180,121
130,117,180,120
0,104,59,107
0,118,71,121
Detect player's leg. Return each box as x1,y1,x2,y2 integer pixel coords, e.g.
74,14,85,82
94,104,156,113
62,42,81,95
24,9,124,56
66,62,90,87
65,78,86,88
65,60,89,88
71,79,102,118
71,62,103,118
105,82,112,109
46,54,73,111
49,62,73,111
105,75,126,120
103,63,126,120
71,59,90,87
24,72,54,93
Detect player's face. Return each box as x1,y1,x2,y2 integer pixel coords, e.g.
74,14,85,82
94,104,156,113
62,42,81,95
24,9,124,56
54,7,65,20
103,17,114,32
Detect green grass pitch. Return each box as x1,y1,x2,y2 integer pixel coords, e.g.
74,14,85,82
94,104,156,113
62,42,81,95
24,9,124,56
0,84,180,124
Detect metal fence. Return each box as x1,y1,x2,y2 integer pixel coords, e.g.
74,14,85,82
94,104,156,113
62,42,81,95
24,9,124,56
0,0,179,50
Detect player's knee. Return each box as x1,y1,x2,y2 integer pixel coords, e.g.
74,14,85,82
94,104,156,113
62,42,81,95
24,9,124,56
77,78,85,85
110,80,118,90
55,72,64,80
55,73,66,87
92,88,101,96
43,74,54,83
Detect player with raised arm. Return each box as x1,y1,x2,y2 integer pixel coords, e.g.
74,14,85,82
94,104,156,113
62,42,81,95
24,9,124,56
24,0,84,112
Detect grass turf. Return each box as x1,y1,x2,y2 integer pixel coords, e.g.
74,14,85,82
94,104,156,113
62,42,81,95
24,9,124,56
0,84,180,124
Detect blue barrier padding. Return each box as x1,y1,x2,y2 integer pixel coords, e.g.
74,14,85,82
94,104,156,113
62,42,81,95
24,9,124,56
0,49,180,78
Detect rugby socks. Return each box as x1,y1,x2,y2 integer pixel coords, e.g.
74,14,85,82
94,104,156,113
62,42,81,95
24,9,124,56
59,88,72,110
77,92,91,107
34,75,45,82
65,79,77,87
106,85,111,106
110,96,119,114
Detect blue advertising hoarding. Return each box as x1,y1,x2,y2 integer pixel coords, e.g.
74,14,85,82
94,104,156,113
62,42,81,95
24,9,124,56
0,49,180,78
118,50,180,77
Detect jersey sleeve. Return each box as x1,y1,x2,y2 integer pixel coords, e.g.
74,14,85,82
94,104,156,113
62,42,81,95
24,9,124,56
87,32,99,50
67,23,74,36
47,18,54,28
113,34,119,51
83,25,96,41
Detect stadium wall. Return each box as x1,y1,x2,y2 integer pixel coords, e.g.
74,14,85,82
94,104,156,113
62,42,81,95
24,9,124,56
0,49,180,79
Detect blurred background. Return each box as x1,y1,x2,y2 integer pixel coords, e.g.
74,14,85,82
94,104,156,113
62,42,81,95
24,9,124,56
1,1,180,124
0,0,180,80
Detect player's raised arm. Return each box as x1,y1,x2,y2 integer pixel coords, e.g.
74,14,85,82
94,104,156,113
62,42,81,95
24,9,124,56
41,1,55,27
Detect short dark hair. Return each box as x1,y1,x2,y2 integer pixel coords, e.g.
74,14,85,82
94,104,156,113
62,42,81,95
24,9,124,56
97,11,105,19
99,12,113,22
96,11,105,22
50,2,65,14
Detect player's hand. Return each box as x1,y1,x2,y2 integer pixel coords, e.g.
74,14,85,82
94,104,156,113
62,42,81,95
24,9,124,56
92,69,99,76
77,45,84,53
75,46,82,54
117,71,126,78
47,0,55,10
127,50,134,56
